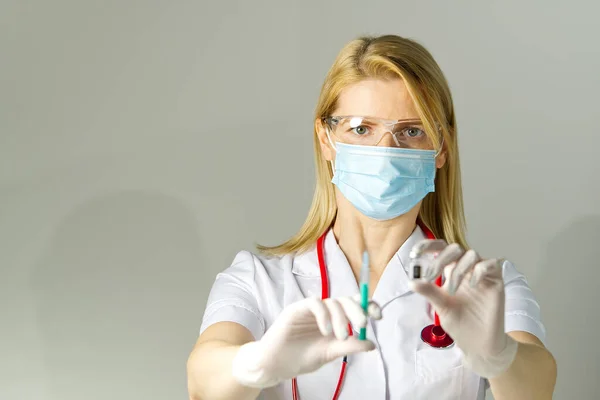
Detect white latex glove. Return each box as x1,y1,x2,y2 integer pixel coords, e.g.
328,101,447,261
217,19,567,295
409,240,518,378
231,295,382,388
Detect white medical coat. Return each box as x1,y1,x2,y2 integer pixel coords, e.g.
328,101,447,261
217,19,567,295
200,226,546,399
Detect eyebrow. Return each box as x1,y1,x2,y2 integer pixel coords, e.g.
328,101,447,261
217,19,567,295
375,117,424,125
363,115,422,123
393,118,422,123
334,115,422,123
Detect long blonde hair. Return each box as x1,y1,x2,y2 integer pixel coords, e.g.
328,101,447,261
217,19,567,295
257,34,468,255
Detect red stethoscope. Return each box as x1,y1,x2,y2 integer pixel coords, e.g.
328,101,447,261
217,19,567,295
291,221,453,400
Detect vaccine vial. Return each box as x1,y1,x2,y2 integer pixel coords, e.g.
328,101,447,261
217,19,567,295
413,264,422,279
408,252,435,280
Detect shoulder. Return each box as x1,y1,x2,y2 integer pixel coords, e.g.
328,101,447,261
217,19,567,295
224,249,285,271
220,248,305,282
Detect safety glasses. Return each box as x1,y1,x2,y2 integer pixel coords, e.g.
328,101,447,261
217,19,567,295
323,115,441,151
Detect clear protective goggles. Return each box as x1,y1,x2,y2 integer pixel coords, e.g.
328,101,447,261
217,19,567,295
323,115,442,151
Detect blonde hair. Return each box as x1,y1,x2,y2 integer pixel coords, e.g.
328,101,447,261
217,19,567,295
257,34,468,255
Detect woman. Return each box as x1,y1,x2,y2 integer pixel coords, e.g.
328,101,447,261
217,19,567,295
187,35,557,400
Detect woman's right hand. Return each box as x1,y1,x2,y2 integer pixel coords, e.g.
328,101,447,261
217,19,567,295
231,295,382,388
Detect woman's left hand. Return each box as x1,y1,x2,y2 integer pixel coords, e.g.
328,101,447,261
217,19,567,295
409,240,519,378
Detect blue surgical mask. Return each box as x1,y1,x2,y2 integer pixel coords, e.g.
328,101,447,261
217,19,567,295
331,142,437,221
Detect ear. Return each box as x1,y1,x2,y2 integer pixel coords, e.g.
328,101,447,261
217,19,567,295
436,150,447,169
435,139,448,169
315,118,335,161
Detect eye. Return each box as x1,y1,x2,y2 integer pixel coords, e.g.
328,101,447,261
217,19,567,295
402,127,425,138
351,125,370,136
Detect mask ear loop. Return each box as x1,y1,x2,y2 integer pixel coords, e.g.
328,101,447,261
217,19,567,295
325,128,338,174
433,124,445,157
325,129,338,152
434,137,444,157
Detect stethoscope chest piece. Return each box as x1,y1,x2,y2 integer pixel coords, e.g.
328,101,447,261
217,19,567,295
421,324,454,348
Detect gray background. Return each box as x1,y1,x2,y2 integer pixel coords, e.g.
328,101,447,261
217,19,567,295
1,1,598,399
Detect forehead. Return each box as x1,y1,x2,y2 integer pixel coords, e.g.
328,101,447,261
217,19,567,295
334,78,419,120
